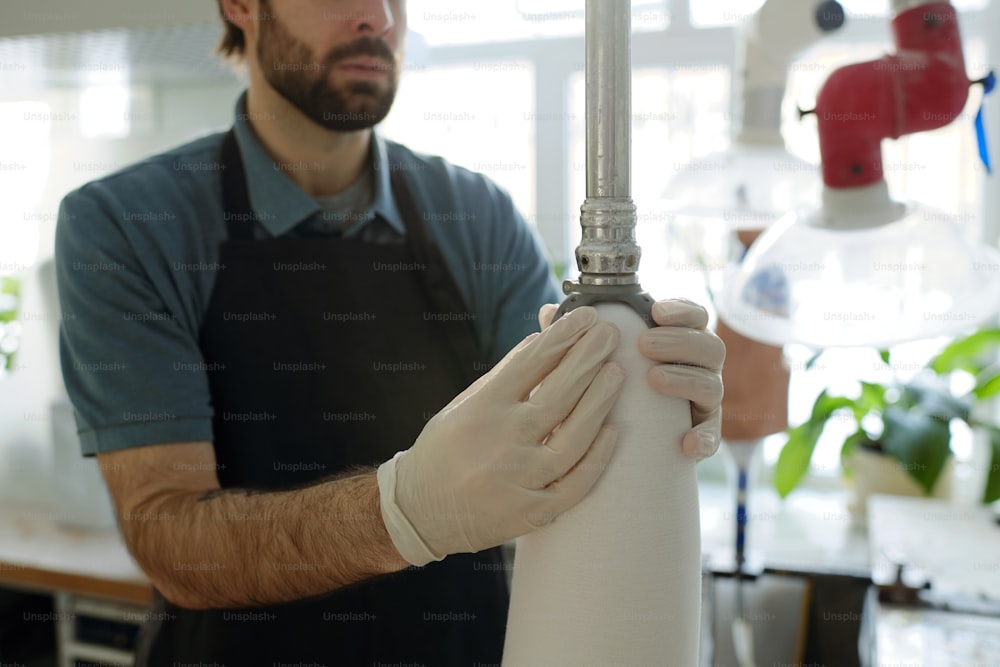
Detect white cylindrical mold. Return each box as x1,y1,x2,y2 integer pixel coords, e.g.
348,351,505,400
503,303,700,666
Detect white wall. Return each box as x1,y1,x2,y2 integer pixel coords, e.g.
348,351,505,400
0,0,215,39
0,79,243,507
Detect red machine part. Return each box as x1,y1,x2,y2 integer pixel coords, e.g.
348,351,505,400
815,2,969,188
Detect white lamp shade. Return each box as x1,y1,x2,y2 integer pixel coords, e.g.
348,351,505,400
663,143,820,231
718,201,1000,348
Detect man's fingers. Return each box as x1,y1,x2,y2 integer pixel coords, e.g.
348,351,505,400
651,298,710,329
651,363,722,460
487,306,600,402
519,321,620,440
638,328,725,371
444,333,538,407
643,301,723,461
527,424,619,526
525,362,625,489
681,412,721,460
647,364,723,419
538,303,558,331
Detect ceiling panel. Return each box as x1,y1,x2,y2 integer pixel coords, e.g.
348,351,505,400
0,23,233,91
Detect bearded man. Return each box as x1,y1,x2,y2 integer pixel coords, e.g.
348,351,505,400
54,1,724,663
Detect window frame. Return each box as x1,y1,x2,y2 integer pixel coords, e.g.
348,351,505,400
411,0,1000,487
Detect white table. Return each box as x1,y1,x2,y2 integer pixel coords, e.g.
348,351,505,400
862,495,1000,667
0,503,150,605
0,503,151,667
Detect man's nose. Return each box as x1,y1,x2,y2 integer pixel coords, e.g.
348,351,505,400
350,0,395,36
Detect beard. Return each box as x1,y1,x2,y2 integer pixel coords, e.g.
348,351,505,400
256,0,400,132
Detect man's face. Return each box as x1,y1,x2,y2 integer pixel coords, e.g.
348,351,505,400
255,0,405,132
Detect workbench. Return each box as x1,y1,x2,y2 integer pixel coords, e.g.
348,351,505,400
0,504,151,666
0,482,873,667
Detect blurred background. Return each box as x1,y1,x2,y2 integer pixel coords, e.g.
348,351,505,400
1,1,999,665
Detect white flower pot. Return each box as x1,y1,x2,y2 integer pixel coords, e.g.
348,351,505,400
844,446,953,525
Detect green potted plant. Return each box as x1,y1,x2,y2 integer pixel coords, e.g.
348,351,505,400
0,276,21,373
775,329,1000,508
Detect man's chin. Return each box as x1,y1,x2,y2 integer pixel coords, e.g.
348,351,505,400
332,68,394,87
305,99,391,132
329,72,390,96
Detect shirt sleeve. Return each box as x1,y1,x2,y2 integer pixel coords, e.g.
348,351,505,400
480,190,562,364
55,184,214,455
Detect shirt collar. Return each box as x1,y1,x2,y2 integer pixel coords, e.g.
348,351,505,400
231,91,406,238
368,129,406,236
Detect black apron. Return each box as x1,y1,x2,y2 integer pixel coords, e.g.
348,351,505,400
136,131,508,666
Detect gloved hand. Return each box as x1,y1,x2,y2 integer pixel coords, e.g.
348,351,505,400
378,306,625,566
539,298,724,460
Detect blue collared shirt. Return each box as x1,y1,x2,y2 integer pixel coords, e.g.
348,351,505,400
56,93,559,454
231,96,407,240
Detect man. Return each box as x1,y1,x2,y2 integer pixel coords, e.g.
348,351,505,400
55,0,725,664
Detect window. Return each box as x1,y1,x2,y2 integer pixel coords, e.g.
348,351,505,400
387,0,998,486
567,65,731,303
407,0,669,46
80,84,130,138
0,101,50,378
381,61,535,225
0,101,50,277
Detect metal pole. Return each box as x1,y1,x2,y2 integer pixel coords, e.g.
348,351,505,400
587,0,631,199
576,0,641,287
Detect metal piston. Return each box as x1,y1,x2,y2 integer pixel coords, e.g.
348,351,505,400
555,0,655,326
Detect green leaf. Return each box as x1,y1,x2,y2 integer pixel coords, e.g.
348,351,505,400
854,382,887,417
879,406,952,494
0,277,20,324
805,350,825,371
809,391,856,422
775,390,855,497
973,367,1000,400
901,381,971,422
776,386,879,497
840,428,869,462
0,277,20,297
929,328,1000,376
879,349,891,366
839,429,874,481
983,427,1000,504
775,422,822,498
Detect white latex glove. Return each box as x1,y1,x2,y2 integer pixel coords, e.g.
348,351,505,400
378,306,625,566
539,298,724,460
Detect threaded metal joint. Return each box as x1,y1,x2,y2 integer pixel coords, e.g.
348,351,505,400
575,197,641,283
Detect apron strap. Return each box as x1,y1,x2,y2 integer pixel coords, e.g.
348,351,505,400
391,169,486,385
220,129,255,241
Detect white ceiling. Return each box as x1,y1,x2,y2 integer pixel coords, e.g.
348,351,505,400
0,0,228,91
0,23,233,91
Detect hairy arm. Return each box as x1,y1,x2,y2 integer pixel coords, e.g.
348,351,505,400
98,441,409,610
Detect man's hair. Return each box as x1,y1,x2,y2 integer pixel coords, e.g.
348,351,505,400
216,0,248,61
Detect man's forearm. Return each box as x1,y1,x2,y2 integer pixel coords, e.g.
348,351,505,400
124,469,410,609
